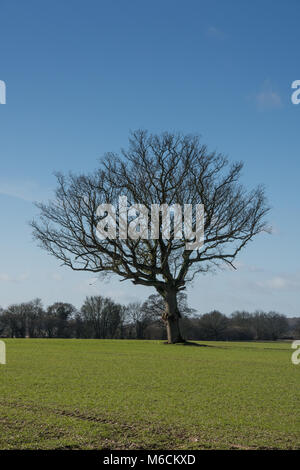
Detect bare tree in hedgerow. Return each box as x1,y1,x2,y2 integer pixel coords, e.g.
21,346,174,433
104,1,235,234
31,130,270,343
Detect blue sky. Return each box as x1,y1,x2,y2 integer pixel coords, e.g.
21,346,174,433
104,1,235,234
0,0,299,315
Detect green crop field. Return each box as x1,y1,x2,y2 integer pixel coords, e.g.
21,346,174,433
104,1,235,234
0,339,299,450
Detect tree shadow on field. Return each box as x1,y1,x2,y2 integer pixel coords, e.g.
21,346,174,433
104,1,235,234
163,341,214,347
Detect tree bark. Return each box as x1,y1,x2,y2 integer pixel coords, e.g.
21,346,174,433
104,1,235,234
163,289,185,344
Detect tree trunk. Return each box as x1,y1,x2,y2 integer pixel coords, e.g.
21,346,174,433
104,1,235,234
164,289,185,344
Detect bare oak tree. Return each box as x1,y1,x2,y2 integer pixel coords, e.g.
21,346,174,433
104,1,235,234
31,131,270,343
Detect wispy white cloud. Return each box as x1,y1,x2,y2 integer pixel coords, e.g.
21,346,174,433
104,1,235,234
256,91,281,110
270,223,280,235
224,261,265,273
0,273,29,283
205,26,225,40
50,273,63,281
0,179,51,202
256,274,300,291
251,81,282,111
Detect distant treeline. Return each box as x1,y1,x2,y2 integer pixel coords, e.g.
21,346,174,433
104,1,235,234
0,294,299,341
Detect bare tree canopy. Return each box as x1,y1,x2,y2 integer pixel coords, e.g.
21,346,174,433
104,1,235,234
0,298,296,341
80,296,123,339
31,130,270,343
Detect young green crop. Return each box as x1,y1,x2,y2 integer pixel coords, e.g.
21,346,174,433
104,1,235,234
0,339,299,449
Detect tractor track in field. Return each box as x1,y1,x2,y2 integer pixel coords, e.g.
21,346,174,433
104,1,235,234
0,399,193,449
0,399,141,431
0,400,295,450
